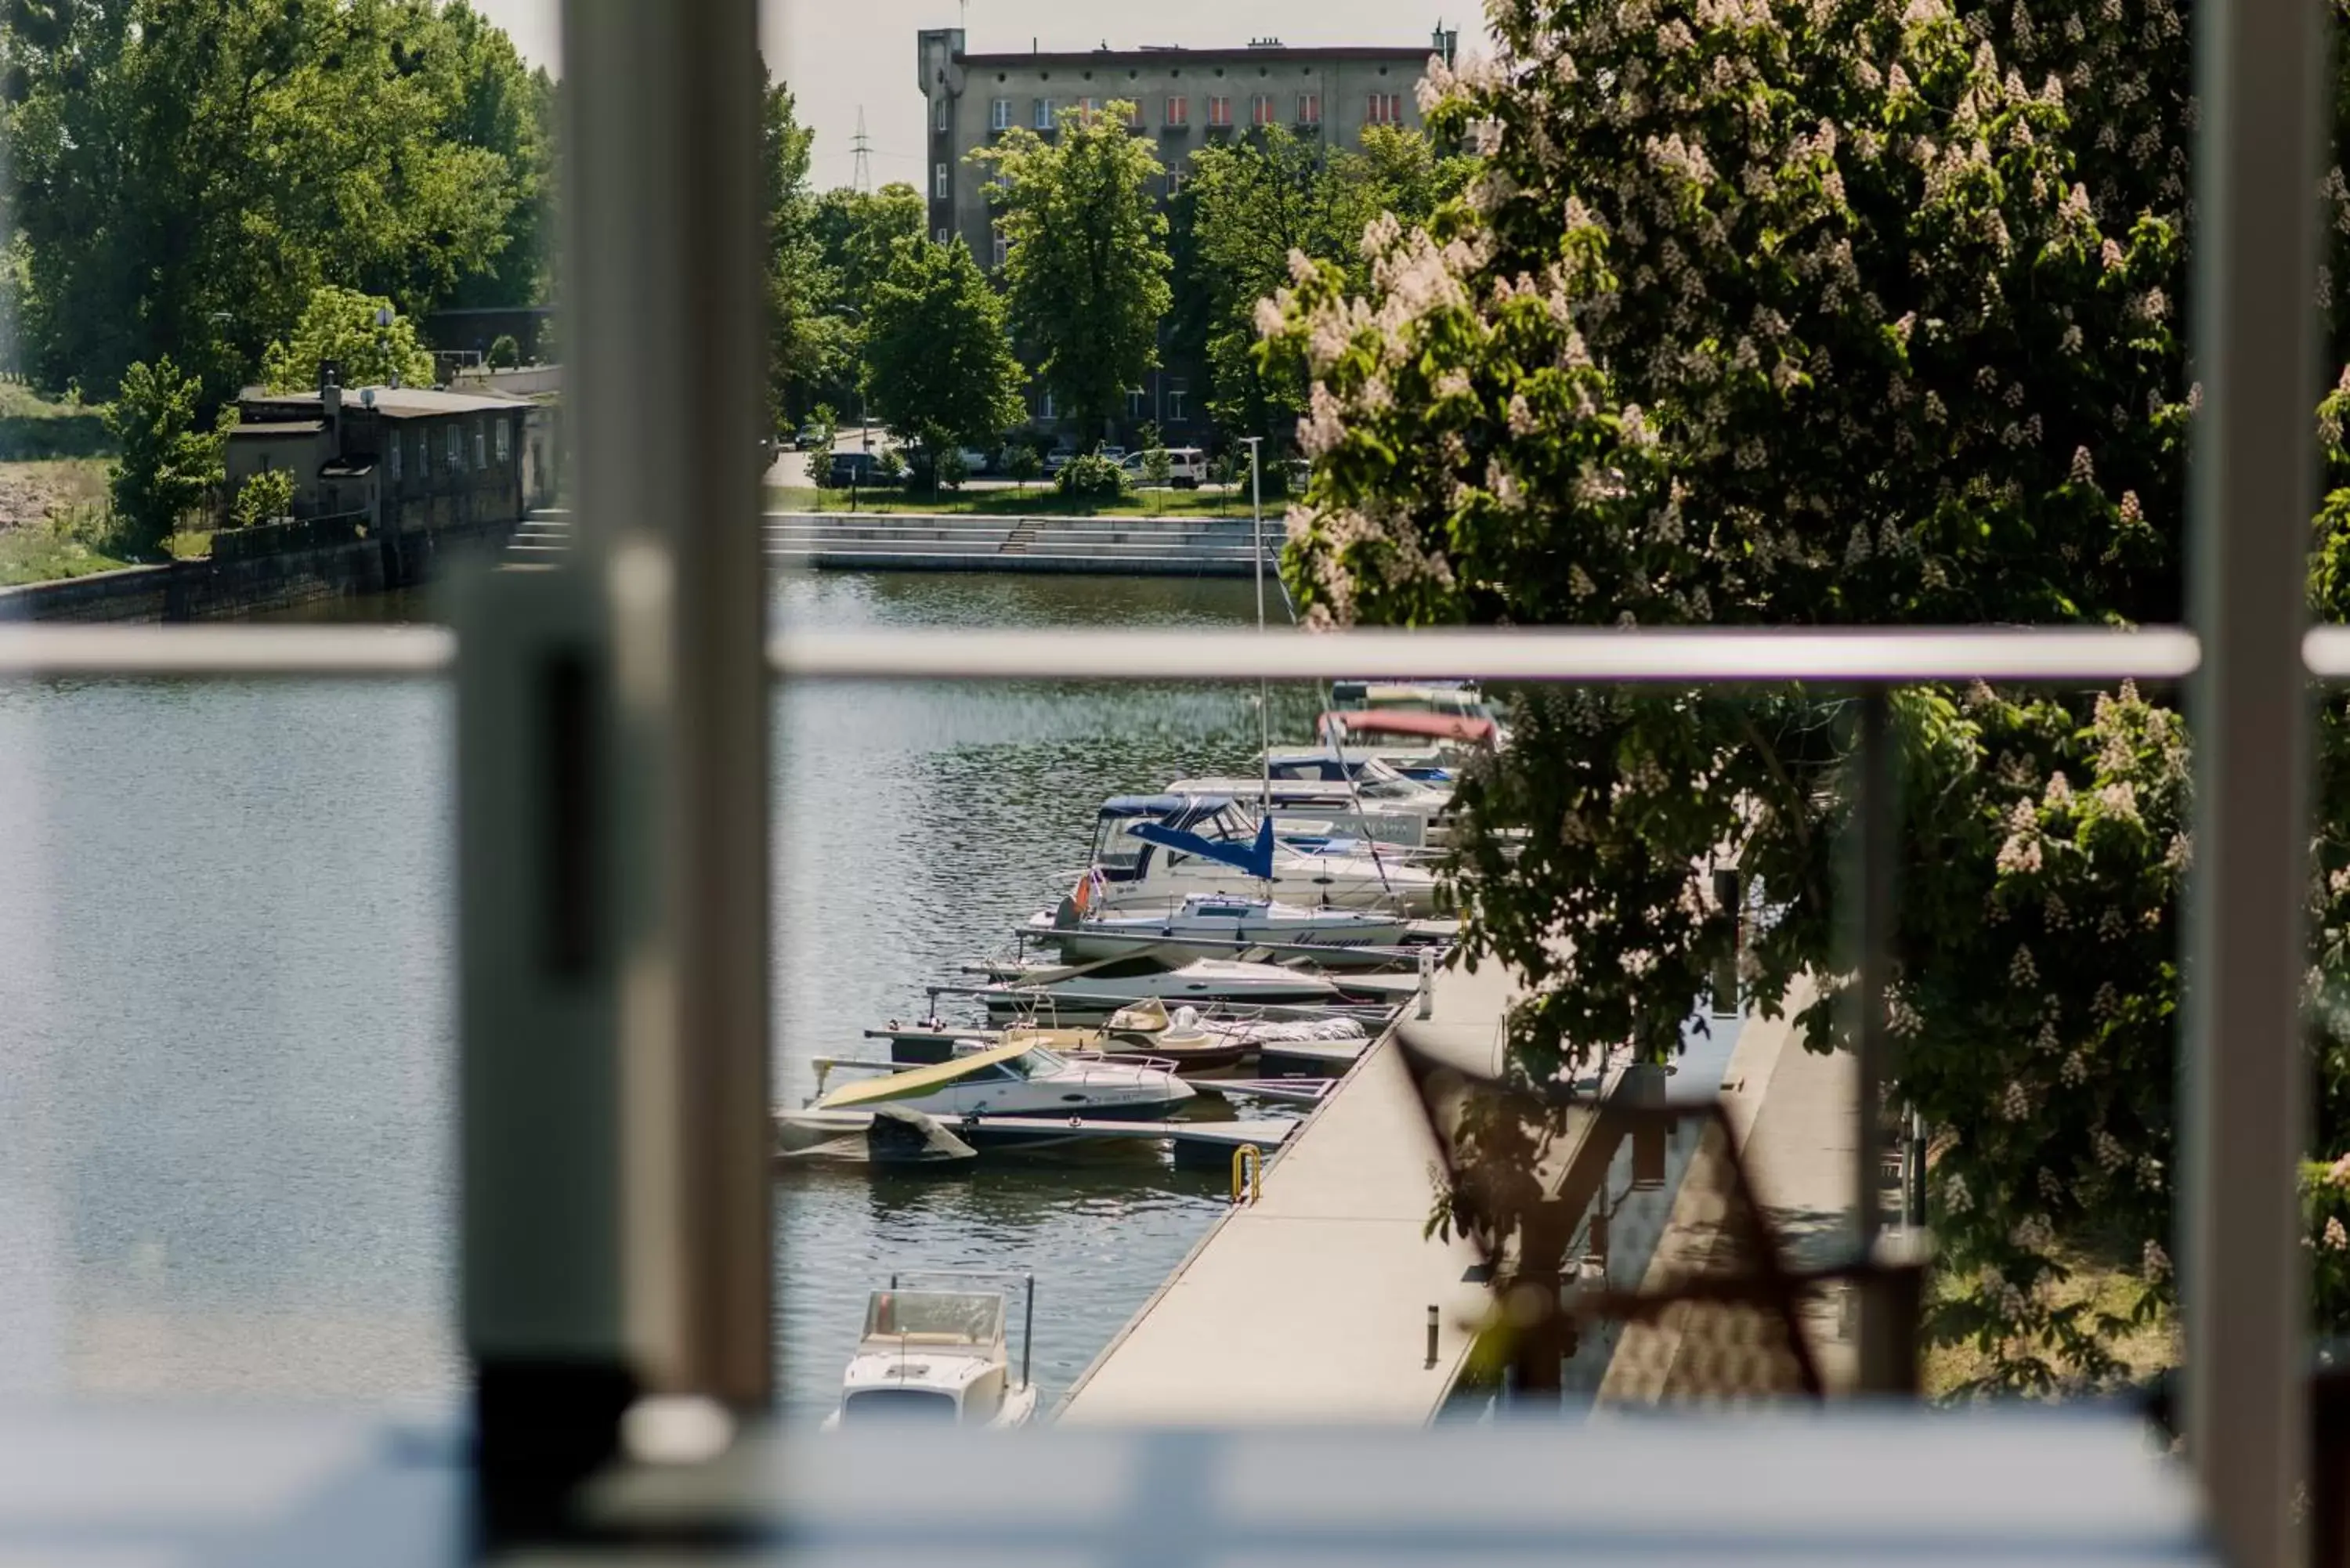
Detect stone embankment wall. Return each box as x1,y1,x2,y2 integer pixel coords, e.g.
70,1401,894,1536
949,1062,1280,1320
0,515,517,622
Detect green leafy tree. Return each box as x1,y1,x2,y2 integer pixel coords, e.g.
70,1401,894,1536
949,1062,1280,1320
1260,0,2350,1393
807,181,926,416
801,403,837,486
103,357,219,556
261,287,437,393
1004,440,1041,493
763,78,843,431
1185,125,1470,444
861,235,1026,489
971,99,1171,441
230,467,296,529
3,0,539,405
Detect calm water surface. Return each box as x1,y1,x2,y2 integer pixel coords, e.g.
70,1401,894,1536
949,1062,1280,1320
0,569,1297,1422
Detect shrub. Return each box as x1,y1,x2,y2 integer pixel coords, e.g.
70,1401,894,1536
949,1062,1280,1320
874,446,909,484
1054,450,1129,501
1003,442,1042,489
231,468,296,529
486,334,521,370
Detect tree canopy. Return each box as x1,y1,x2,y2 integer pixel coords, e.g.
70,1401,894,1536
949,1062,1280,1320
860,233,1026,464
2,0,549,406
260,286,437,393
1267,0,2350,1387
762,78,840,432
1184,126,1470,444
971,99,1171,438
103,356,218,556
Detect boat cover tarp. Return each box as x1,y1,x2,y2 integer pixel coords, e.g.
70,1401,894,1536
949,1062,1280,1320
1125,814,1274,880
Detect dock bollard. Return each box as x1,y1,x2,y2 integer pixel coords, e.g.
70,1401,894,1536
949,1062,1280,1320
1425,1304,1439,1368
1230,1143,1264,1206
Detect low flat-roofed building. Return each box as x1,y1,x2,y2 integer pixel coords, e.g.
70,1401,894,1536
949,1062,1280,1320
227,372,529,537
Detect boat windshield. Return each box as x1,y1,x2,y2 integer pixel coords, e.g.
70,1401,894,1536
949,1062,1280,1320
841,1388,960,1425
1003,1046,1066,1078
862,1290,1005,1345
1092,815,1146,874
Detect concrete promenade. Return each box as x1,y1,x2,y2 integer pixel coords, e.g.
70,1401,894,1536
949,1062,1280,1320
508,509,1274,578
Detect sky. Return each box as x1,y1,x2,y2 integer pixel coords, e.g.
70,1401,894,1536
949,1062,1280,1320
468,0,1481,190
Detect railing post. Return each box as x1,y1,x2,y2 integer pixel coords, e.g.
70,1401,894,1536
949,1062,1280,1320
1850,691,1912,1393
2185,0,2321,1543
561,0,771,1415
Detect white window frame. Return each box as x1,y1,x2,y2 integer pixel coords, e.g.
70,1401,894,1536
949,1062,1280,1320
387,435,403,482
1165,94,1188,127
1299,92,1321,125
495,419,511,464
1032,96,1052,129
1251,94,1274,127
990,228,1009,269
935,162,950,199
474,424,487,471
1206,96,1231,128
990,97,1011,131
446,425,462,470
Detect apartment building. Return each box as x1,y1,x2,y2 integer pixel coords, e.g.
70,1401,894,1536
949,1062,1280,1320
913,27,1454,438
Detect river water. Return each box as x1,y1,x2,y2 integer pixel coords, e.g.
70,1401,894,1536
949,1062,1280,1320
0,569,1306,1422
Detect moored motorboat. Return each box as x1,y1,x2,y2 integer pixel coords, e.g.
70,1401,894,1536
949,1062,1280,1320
812,1039,1195,1119
1026,884,1417,965
973,953,1342,1019
1085,794,1443,916
822,1277,1039,1429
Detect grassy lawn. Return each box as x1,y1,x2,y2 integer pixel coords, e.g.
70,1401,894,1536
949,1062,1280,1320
0,382,113,461
766,484,1273,519
0,458,130,586
0,518,132,586
1920,1248,2178,1400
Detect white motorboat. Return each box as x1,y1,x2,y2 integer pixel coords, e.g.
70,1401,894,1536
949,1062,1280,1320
974,953,1343,1017
1159,775,1434,847
822,1277,1039,1429
1086,794,1443,916
1027,887,1417,963
813,1039,1195,1119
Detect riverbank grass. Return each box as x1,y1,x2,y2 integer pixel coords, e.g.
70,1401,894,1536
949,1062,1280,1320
0,458,125,585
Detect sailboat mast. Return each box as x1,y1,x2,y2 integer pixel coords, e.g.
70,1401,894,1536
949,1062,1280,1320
1246,436,1270,831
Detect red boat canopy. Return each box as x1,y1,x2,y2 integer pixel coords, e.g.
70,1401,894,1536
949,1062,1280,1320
1318,710,1499,745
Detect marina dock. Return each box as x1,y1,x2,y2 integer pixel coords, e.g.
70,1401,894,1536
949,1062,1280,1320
1058,1009,1491,1424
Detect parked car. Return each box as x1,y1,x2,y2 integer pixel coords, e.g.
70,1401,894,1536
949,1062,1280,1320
1099,446,1128,465
1042,446,1079,475
827,451,895,487
956,446,994,477
1119,446,1210,490
795,421,828,448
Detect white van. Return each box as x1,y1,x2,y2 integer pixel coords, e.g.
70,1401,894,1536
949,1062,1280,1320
1121,446,1210,489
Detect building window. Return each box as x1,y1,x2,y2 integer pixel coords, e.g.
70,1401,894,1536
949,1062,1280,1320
474,424,487,470
935,96,949,132
935,162,950,199
1165,95,1188,127
1126,387,1146,419
1368,92,1403,126
388,436,403,483
1039,390,1056,421
1206,96,1231,127
1168,168,1185,197
934,226,950,244
991,97,1011,131
1168,382,1188,421
1077,96,1097,122
1298,93,1321,125
1032,96,1053,129
1252,94,1274,127
446,425,462,469
1126,100,1144,128
991,227,1009,269
495,420,511,464
416,430,428,477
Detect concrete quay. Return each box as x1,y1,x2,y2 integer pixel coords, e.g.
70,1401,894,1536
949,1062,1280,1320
1058,955,1854,1422
510,509,1274,577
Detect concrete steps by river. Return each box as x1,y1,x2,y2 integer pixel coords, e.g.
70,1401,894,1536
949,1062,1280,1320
508,509,1272,577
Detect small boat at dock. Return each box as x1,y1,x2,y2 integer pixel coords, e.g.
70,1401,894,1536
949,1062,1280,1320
1086,795,1444,916
822,1277,1039,1429
812,1039,1195,1120
971,953,1343,1018
1026,884,1418,966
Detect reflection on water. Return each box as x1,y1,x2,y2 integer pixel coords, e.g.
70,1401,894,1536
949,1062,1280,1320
0,569,1302,1420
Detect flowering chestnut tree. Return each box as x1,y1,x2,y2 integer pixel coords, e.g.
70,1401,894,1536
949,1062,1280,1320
1268,0,2350,1386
